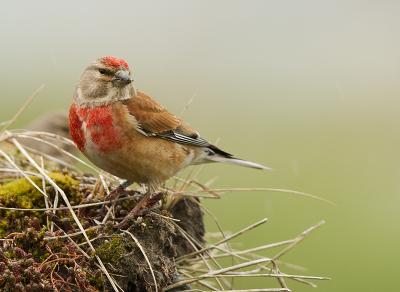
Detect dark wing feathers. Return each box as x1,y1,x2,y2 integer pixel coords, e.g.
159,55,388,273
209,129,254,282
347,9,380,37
155,130,209,146
156,130,233,157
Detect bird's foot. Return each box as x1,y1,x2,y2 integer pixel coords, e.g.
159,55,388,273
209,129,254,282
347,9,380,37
146,192,164,208
100,181,137,218
113,191,164,230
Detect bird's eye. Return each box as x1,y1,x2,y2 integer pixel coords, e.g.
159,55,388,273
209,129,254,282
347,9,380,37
99,69,106,74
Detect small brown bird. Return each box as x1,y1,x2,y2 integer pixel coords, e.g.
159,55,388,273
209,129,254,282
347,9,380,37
69,56,270,228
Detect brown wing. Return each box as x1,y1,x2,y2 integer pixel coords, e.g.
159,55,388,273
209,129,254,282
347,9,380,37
123,89,233,155
123,89,200,138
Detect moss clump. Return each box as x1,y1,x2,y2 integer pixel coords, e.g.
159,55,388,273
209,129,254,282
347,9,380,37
98,235,134,263
0,172,82,237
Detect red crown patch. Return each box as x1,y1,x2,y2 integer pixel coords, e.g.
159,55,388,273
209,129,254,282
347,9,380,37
101,56,129,69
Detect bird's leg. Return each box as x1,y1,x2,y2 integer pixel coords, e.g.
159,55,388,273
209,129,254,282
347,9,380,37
101,180,134,218
146,192,164,208
103,180,133,201
114,190,153,230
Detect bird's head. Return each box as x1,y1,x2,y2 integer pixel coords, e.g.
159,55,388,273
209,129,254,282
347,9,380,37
74,56,137,107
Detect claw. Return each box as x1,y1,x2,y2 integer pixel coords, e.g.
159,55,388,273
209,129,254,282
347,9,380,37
113,190,152,229
112,191,165,230
146,192,164,208
100,183,135,219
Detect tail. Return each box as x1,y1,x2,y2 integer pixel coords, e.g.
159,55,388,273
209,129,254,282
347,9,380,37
208,156,273,170
205,144,272,170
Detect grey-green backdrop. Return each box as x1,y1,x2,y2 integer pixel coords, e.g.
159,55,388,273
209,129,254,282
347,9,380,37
1,1,399,291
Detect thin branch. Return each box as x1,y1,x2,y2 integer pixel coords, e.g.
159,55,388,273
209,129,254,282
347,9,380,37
272,220,325,261
179,95,196,119
176,218,268,261
174,188,336,206
0,149,47,197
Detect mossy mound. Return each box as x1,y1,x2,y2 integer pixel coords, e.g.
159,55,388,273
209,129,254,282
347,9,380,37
0,166,205,292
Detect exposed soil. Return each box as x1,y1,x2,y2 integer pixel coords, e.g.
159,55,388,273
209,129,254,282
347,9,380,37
169,197,205,258
101,196,205,292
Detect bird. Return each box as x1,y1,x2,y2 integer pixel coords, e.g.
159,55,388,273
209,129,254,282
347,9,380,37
69,56,270,229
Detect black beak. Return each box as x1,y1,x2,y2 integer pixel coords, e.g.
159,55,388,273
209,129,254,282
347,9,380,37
115,70,132,85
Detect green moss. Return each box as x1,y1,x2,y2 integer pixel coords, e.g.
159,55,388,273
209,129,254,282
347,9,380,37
97,235,134,263
88,275,104,290
98,236,124,262
85,227,98,239
0,172,80,206
0,172,83,237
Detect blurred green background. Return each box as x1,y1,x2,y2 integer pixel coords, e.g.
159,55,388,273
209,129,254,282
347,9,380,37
1,1,399,291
